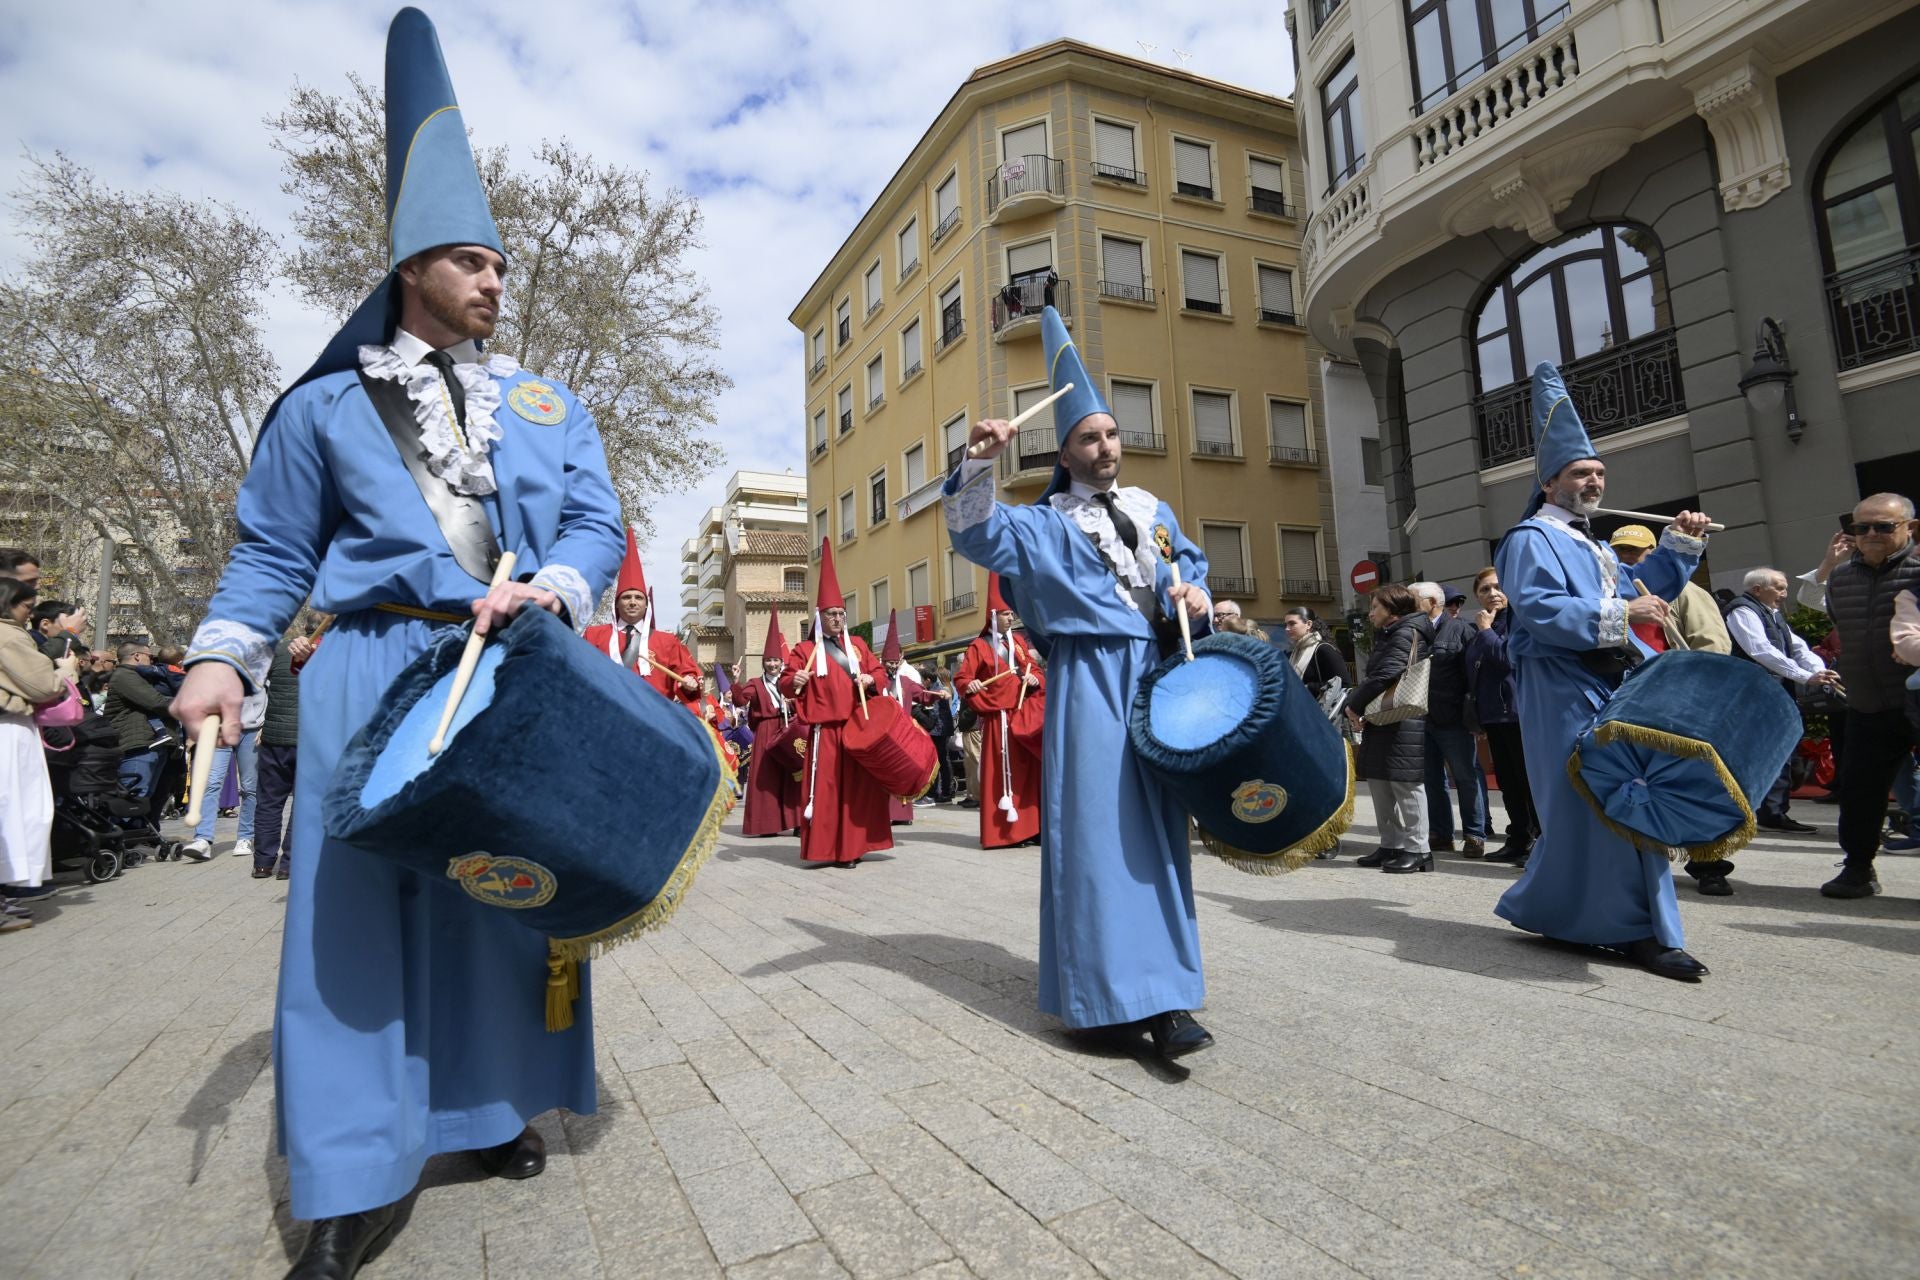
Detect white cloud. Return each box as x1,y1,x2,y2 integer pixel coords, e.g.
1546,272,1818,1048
1,0,1294,626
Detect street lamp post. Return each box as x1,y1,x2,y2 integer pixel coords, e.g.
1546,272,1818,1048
1737,317,1805,445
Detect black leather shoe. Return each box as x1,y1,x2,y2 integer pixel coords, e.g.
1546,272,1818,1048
1354,847,1390,868
1145,1010,1214,1059
1381,850,1434,873
285,1204,398,1279
475,1125,546,1180
1820,866,1881,899
1431,836,1455,853
1758,814,1817,833
1485,845,1531,866
1617,938,1708,981
1695,876,1733,897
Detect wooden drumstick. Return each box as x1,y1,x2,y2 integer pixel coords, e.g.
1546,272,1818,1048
967,383,1075,457
183,714,221,828
978,668,1017,687
1169,563,1196,663
1632,577,1689,652
1595,507,1725,533
1016,659,1033,710
430,551,518,755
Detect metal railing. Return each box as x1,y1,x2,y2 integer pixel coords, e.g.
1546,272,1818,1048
935,311,964,354
899,256,919,278
867,392,885,412
837,318,850,345
1184,296,1224,315
808,356,825,379
943,592,976,614
947,443,967,470
810,439,827,460
1282,577,1331,598
1259,308,1299,326
1013,427,1058,473
1268,444,1319,466
866,297,883,319
870,501,888,526
1094,162,1145,186
1309,0,1345,33
933,207,960,244
1100,279,1155,305
1121,430,1165,452
1212,576,1256,597
992,277,1072,333
986,155,1065,213
1249,191,1297,219
1176,180,1216,200
1193,438,1241,458
1474,329,1686,467
1827,246,1920,370
901,359,923,381
838,410,852,434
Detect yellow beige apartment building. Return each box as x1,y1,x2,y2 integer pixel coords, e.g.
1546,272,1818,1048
789,40,1334,663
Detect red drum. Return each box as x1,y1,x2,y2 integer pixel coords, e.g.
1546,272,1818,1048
843,696,939,799
1008,697,1044,763
763,718,809,779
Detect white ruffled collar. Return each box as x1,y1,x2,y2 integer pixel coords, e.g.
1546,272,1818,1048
359,339,521,497
1049,483,1159,598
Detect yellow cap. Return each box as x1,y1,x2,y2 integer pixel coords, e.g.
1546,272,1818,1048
1608,524,1657,550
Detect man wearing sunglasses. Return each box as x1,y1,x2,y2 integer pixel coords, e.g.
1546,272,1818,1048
1818,493,1920,898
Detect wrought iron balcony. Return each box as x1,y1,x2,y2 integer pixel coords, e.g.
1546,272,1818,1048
1193,438,1241,459
992,277,1071,338
1474,329,1685,468
868,391,886,413
810,439,827,461
1268,444,1319,466
1184,296,1224,315
1100,280,1155,306
870,500,888,526
1827,246,1920,371
1012,427,1058,475
1259,308,1299,326
899,255,919,278
837,318,850,345
1093,162,1145,187
1309,0,1345,33
986,155,1065,220
808,356,825,379
932,207,960,245
1176,181,1215,201
1121,430,1165,452
1212,576,1256,597
1282,577,1332,598
1249,191,1296,219
935,310,965,354
901,359,923,381
947,443,967,470
943,591,976,615
839,410,853,435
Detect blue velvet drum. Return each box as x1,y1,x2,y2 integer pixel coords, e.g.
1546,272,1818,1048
1128,633,1354,872
1568,650,1801,863
325,606,729,982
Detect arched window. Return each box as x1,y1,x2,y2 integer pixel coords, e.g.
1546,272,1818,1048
1470,224,1684,467
1817,76,1920,370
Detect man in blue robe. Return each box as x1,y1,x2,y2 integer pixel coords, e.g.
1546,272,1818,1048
942,307,1216,1057
169,11,623,1274
1492,364,1715,981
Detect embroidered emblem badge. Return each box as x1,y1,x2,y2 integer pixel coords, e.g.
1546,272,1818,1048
1152,524,1175,562
1230,780,1288,824
507,380,567,425
447,853,558,908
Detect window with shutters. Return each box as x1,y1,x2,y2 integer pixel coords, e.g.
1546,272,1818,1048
814,509,828,552
866,355,885,410
838,490,856,541
1173,138,1216,200
943,412,970,469
1001,120,1048,165
897,217,920,278
1248,155,1292,218
868,469,888,528
835,298,852,347
843,597,857,628
810,409,827,459
1257,265,1296,324
1267,399,1313,465
908,562,930,610
1011,385,1055,472
809,328,826,377
1007,239,1053,286
1279,528,1324,596
937,280,965,349
864,260,883,316
945,548,974,612
870,578,891,624
1200,523,1252,596
933,171,960,242
1092,118,1142,184
1359,436,1383,486
1099,236,1150,304
837,385,853,434
900,319,923,380
1109,378,1161,450
1181,250,1224,314
903,442,926,491
1190,389,1238,457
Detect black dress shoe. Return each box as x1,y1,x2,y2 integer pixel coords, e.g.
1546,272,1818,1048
1145,1010,1214,1059
251,866,273,879
1820,866,1881,899
475,1125,546,1180
1616,937,1708,981
1431,836,1455,853
285,1204,398,1279
1695,875,1733,897
1354,847,1391,868
1485,844,1531,866
1757,814,1816,834
1381,850,1434,873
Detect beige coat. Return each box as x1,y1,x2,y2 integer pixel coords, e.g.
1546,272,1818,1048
1672,582,1732,654
0,619,64,715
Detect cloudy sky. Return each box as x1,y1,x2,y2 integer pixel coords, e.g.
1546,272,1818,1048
2,0,1296,625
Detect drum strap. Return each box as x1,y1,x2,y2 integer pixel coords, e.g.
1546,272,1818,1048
822,637,860,678
358,370,504,584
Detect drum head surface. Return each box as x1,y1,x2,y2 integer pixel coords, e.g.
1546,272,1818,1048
1148,651,1259,751
360,645,506,809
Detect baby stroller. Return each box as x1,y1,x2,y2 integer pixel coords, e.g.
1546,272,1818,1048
42,714,178,882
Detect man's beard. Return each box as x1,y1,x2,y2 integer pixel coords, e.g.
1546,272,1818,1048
1551,487,1603,517
420,271,497,341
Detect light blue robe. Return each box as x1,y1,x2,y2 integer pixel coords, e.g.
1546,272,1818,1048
1492,514,1704,948
187,358,623,1218
943,461,1209,1028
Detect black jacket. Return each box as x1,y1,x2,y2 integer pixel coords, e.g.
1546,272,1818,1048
1424,611,1477,726
1826,544,1920,713
262,640,301,747
1354,613,1430,782
103,665,176,755
1295,641,1349,697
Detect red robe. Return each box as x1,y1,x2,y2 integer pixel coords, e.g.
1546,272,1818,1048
880,671,940,824
582,623,703,707
956,633,1046,848
731,675,802,837
779,634,892,864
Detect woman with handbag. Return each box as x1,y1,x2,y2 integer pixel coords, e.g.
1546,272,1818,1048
1281,607,1350,704
1,577,79,924
1345,585,1432,872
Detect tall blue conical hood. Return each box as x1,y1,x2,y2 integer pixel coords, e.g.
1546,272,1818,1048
1038,306,1110,501
270,7,501,424
1522,361,1599,517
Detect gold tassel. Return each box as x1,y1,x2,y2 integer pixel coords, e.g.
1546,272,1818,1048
1198,745,1357,875
545,948,574,1033
898,758,941,804
1565,722,1755,864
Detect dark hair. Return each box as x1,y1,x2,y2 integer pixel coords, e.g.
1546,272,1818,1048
1370,584,1419,618
31,600,76,632
1282,606,1331,639
117,640,152,662
0,577,37,613
1472,566,1499,590
0,547,40,577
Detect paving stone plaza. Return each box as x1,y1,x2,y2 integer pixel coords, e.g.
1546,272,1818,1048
2,798,1916,1279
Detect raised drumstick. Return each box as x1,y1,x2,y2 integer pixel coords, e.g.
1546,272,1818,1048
1169,563,1196,663
430,551,518,755
967,383,1075,457
1594,507,1725,533
184,714,222,827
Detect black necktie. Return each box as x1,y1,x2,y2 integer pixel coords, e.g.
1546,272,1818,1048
1569,515,1593,541
423,349,468,431
1093,491,1139,553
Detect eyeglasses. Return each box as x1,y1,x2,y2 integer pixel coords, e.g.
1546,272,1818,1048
1849,521,1903,535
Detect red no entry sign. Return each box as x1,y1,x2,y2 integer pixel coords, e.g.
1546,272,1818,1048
1349,559,1380,592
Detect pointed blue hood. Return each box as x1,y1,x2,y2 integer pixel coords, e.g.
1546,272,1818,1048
1037,306,1111,501
1522,361,1599,517
272,7,503,422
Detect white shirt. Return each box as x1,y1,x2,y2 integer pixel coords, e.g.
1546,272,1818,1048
390,328,480,369
1049,477,1160,591
1725,602,1825,684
